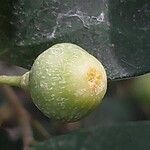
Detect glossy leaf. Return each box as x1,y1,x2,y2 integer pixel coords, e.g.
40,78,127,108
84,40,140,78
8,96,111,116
32,121,150,150
0,0,149,80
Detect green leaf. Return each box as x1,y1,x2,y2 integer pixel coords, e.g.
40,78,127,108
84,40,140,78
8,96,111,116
0,0,149,80
32,121,150,150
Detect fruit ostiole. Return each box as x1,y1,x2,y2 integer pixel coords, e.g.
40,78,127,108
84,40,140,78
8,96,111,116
0,43,107,122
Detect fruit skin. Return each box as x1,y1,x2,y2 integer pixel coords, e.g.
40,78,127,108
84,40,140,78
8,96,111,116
29,43,107,122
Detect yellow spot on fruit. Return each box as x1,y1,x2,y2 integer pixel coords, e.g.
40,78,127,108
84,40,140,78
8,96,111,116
86,67,101,93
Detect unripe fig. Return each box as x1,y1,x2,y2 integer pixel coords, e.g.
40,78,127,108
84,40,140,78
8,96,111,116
29,43,107,122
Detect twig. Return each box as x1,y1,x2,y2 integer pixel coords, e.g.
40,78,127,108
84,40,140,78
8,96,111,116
2,86,33,150
31,119,51,140
0,104,13,126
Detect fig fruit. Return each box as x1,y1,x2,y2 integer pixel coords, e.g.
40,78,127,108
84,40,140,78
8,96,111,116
28,43,107,122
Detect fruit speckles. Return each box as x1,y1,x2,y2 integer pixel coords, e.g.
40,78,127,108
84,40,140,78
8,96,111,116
29,43,107,122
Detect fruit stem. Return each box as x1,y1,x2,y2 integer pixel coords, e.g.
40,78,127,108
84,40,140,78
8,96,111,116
0,71,29,89
0,75,22,87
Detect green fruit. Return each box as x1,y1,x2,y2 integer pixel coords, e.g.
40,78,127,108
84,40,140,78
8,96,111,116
29,43,107,122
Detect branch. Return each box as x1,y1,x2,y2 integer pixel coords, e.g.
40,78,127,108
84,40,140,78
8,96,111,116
2,86,32,150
